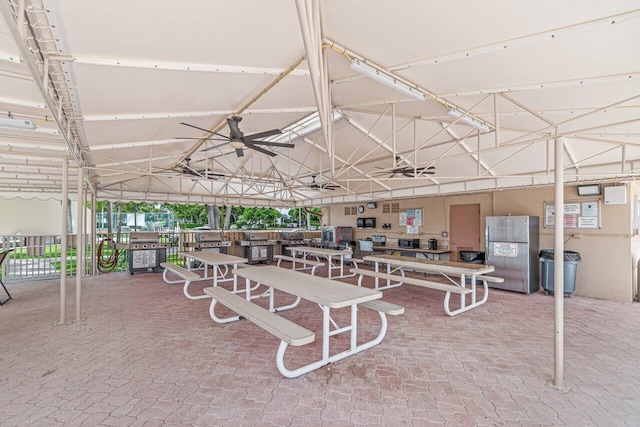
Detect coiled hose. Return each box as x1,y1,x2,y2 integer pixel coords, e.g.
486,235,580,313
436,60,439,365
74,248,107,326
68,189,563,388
97,238,120,272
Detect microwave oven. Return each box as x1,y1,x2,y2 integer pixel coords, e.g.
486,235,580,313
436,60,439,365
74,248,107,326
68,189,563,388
398,238,420,248
357,217,376,228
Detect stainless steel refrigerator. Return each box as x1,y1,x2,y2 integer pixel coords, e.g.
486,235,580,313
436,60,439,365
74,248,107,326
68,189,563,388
485,216,539,294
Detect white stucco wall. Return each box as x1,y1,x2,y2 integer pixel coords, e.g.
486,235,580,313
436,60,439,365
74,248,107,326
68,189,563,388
0,198,87,234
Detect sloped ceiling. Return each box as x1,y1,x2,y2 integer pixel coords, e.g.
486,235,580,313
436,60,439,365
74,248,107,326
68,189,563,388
0,0,639,206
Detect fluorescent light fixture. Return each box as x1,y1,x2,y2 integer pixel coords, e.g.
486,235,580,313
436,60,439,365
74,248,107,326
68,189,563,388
447,108,491,132
0,116,37,130
350,59,426,101
577,184,601,196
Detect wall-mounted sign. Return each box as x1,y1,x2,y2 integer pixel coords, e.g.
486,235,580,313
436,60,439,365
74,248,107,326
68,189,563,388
493,242,518,257
578,217,598,228
406,226,419,234
399,208,423,227
543,199,601,229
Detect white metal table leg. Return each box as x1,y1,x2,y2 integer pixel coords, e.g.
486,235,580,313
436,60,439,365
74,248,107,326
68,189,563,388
322,305,330,360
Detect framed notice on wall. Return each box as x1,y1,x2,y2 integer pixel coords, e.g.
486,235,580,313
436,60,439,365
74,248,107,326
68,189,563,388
543,199,601,229
399,208,423,227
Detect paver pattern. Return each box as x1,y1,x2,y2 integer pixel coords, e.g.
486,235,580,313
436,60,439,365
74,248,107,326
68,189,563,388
1,264,639,426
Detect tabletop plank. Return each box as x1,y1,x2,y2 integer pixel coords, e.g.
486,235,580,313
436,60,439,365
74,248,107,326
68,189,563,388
180,251,248,266
234,266,381,308
286,246,352,257
363,254,494,276
372,245,451,255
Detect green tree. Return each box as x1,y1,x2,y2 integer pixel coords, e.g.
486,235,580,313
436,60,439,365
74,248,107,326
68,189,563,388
238,207,280,228
162,204,206,225
288,207,322,228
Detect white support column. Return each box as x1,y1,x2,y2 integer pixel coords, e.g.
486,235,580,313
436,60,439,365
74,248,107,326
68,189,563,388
392,103,396,163
58,159,68,325
550,136,568,391
75,167,84,322
493,93,500,148
91,192,97,275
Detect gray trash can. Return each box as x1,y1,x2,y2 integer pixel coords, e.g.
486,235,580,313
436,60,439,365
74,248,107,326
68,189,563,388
459,251,485,284
538,250,581,297
459,251,485,264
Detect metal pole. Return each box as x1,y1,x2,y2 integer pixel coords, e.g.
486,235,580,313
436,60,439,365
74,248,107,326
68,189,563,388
58,159,68,324
551,136,567,390
75,167,84,322
91,192,97,275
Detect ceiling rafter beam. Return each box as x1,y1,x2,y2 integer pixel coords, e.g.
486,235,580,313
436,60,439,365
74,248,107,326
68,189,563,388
298,132,391,191
497,93,579,168
88,139,178,151
442,125,495,177
336,104,392,176
48,54,310,77
498,93,556,127
296,0,335,176
0,1,95,191
480,141,539,177
439,72,640,97
405,94,493,160
213,152,257,196
390,10,640,70
500,94,640,147
0,148,70,159
325,39,490,130
337,112,413,176
569,135,640,147
180,54,306,165
564,144,622,170
81,106,318,123
0,95,47,109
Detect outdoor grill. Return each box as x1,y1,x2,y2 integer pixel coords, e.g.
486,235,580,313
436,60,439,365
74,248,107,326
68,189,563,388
183,231,232,253
236,231,277,264
119,232,169,274
280,231,306,245
280,230,307,254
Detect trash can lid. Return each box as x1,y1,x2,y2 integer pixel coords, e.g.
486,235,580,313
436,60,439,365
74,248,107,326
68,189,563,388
459,251,485,262
538,249,581,262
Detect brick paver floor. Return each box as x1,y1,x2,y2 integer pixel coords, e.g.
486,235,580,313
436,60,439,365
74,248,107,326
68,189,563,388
1,265,639,426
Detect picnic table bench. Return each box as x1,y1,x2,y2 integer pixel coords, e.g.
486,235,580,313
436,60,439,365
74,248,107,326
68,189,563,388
274,254,325,275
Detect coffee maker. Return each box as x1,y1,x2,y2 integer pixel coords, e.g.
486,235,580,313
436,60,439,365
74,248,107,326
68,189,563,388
428,239,437,250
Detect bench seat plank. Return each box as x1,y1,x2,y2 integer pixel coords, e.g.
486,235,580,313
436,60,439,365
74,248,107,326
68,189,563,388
204,287,315,347
476,275,504,283
274,255,325,267
161,262,200,281
360,300,404,315
351,268,472,295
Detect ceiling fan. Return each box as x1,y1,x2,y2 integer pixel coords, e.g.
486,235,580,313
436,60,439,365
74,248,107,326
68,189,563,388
175,157,226,180
178,115,294,157
306,175,340,191
374,156,435,177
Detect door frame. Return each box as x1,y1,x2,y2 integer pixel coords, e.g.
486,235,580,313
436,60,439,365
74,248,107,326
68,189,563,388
449,203,481,262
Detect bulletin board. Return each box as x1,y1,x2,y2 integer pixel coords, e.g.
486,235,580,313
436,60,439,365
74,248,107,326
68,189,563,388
399,208,423,234
543,199,601,229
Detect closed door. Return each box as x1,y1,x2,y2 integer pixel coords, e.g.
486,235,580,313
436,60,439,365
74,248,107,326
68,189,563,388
449,204,481,261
